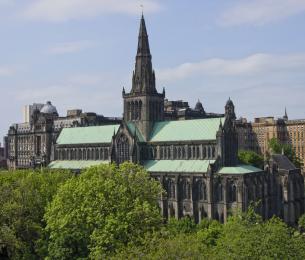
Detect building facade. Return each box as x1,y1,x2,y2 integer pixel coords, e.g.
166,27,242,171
237,114,305,168
6,102,121,170
48,15,304,225
0,142,6,169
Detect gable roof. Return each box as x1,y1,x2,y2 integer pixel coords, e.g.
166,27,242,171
57,125,120,145
143,160,215,173
271,154,296,170
218,165,263,175
126,122,145,142
149,118,224,142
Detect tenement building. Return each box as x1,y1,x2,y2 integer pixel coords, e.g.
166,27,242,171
236,112,305,169
47,15,304,224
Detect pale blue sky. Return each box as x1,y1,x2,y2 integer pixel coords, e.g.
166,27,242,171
1,0,305,141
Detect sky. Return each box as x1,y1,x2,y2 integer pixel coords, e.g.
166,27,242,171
1,0,305,141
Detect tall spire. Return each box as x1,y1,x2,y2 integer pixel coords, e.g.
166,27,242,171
283,107,288,121
137,14,150,56
131,14,157,94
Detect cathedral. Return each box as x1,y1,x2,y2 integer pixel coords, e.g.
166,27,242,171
7,15,305,224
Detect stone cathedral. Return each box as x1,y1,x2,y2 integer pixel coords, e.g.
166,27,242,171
7,15,305,225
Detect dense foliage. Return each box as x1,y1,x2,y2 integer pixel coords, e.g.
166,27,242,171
238,150,264,168
0,169,72,259
44,163,163,259
115,209,305,259
268,137,302,167
1,163,305,259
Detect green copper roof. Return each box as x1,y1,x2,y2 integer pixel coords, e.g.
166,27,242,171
150,118,224,142
218,165,263,175
57,125,120,145
127,122,145,142
48,160,109,170
143,160,215,173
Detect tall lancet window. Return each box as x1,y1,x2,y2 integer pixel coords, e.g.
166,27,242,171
117,135,130,164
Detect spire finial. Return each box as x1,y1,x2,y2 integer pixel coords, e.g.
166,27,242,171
283,107,288,120
140,3,144,16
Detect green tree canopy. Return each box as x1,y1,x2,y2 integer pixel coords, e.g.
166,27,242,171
44,162,163,259
0,169,72,260
114,207,305,259
238,150,264,169
268,137,302,167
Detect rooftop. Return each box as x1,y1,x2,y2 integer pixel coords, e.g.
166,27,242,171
57,125,120,145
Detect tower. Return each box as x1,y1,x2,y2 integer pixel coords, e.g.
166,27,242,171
123,15,165,141
217,98,238,167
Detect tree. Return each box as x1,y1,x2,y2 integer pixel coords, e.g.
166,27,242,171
298,214,305,232
238,150,264,169
166,217,198,236
212,208,305,259
268,137,302,168
44,162,163,259
114,207,305,259
0,169,72,260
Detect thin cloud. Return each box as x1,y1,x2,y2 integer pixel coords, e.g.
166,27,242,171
0,66,15,76
47,41,95,55
22,0,162,22
157,53,305,83
219,0,305,26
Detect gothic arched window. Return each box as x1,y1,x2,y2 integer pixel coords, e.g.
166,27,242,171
196,146,200,159
198,180,207,201
168,179,175,199
212,146,216,158
95,148,99,160
178,147,182,159
174,147,177,159
182,179,191,200
229,183,237,202
215,182,223,202
139,100,142,120
202,146,206,158
104,148,109,160
117,135,130,164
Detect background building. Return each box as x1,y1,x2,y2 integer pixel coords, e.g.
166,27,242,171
6,101,121,170
237,112,305,168
0,142,6,169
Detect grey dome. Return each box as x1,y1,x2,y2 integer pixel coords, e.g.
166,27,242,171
40,101,58,114
195,100,204,111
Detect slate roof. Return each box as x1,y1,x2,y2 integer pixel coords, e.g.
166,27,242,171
218,165,263,175
149,118,224,142
49,160,109,170
57,125,120,145
143,160,215,173
271,154,296,170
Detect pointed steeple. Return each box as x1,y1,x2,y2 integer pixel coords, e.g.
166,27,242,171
137,14,150,56
131,14,157,94
283,107,288,121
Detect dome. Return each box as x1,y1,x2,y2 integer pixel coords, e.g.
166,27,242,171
195,100,204,111
226,98,234,107
40,101,58,115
